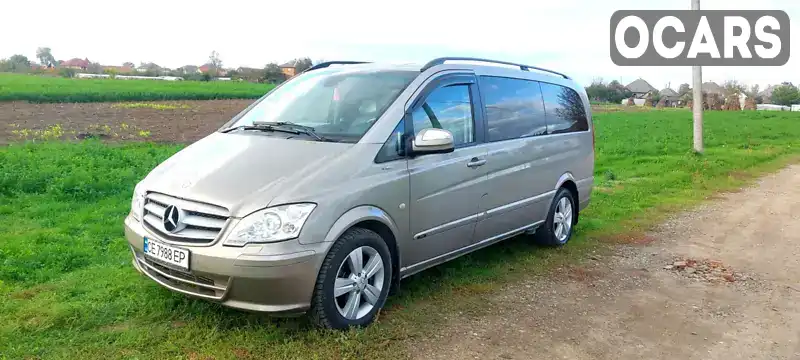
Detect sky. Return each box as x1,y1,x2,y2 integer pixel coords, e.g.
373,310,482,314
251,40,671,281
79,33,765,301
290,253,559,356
2,0,797,90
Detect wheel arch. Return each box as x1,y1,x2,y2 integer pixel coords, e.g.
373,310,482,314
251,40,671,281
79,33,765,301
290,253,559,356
321,205,402,293
555,172,579,224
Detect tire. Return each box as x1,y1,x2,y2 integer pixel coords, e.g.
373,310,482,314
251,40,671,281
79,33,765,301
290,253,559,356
534,188,577,247
309,227,392,329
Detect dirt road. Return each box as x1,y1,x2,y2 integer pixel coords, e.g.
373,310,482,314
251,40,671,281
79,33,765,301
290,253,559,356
413,165,800,359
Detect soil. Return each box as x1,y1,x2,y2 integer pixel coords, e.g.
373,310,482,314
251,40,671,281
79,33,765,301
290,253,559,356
413,164,800,360
0,100,253,144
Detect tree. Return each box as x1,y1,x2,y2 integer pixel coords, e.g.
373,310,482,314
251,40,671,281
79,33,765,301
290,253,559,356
606,80,632,104
0,55,32,72
36,47,56,67
123,62,135,68
87,62,104,74
585,78,609,102
262,62,286,84
208,51,223,71
678,83,691,96
745,84,762,104
771,83,800,106
294,57,313,73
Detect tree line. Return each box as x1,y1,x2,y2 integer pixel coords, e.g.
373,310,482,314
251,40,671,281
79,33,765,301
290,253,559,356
586,78,800,108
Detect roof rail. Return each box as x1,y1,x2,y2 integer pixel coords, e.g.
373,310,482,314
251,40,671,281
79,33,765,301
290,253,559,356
420,57,570,79
304,61,371,73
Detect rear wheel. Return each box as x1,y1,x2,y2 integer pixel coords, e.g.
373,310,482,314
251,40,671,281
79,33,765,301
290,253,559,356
310,228,392,329
534,188,576,246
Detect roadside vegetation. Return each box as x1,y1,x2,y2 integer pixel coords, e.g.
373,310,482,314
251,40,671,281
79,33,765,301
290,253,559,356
2,110,800,359
0,73,274,103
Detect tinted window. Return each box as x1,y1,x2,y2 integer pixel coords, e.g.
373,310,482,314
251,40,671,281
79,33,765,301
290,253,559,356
540,82,589,134
412,84,474,146
480,76,547,142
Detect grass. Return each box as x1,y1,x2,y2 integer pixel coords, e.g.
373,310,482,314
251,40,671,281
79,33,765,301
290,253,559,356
0,73,274,103
2,110,800,359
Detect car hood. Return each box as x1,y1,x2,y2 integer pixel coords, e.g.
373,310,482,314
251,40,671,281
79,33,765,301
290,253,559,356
141,132,353,217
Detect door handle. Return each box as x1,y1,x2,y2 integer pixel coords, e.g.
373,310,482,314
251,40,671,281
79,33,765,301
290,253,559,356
467,157,486,168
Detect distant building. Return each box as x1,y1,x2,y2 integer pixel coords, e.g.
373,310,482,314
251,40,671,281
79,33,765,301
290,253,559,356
659,87,680,106
59,58,90,70
759,85,776,104
279,60,300,78
701,82,724,95
178,65,200,74
199,63,227,76
625,78,657,99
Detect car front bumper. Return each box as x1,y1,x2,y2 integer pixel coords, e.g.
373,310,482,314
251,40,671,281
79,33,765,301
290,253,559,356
124,214,331,315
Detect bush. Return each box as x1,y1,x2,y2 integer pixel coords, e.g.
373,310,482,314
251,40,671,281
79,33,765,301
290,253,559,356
59,68,76,78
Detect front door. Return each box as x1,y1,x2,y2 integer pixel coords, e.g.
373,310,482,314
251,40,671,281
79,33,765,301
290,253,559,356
405,74,489,267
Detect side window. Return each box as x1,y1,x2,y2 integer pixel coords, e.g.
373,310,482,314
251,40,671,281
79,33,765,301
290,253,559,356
375,119,405,163
411,84,474,146
540,82,589,134
480,76,547,142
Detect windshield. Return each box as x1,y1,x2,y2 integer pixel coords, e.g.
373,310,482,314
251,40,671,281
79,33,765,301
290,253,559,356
226,67,418,142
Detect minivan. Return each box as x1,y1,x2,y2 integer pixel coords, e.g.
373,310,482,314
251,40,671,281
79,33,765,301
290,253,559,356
124,57,594,329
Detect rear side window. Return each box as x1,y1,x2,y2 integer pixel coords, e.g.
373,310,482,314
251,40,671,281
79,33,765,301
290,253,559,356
539,82,589,134
480,76,547,142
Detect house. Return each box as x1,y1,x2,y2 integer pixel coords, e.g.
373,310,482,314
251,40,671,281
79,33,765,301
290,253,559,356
279,60,299,78
701,82,724,95
235,67,263,81
178,65,200,74
199,63,227,76
625,78,657,99
758,85,776,104
59,58,90,70
136,63,163,73
659,87,680,106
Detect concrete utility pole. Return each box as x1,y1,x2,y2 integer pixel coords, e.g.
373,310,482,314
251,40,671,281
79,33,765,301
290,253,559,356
692,0,704,153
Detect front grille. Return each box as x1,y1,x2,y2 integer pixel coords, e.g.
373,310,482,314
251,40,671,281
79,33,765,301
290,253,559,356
142,192,229,244
132,248,228,299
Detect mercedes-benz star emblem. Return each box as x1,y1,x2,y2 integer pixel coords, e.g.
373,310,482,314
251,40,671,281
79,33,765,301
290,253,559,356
163,205,185,233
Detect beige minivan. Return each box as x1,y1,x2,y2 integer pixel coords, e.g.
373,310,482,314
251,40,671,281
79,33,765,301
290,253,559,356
124,57,594,329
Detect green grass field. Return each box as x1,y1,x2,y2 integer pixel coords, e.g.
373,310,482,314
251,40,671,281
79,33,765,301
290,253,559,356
0,73,274,103
2,110,800,359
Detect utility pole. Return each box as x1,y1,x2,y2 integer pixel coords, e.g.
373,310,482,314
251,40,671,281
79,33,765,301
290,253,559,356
692,0,704,153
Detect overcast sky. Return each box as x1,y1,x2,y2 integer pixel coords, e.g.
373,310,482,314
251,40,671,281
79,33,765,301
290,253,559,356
2,0,797,90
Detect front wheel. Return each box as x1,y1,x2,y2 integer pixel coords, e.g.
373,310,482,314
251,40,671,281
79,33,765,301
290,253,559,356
310,228,392,329
534,188,576,246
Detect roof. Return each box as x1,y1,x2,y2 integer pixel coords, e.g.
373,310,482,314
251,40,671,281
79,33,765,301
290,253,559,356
60,58,90,68
279,59,299,68
626,78,657,93
660,88,679,97
701,82,724,94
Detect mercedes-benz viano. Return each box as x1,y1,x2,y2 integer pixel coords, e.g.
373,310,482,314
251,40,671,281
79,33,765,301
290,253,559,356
124,57,595,329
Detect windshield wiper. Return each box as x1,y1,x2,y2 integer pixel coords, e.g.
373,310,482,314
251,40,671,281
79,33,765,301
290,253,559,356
222,121,337,142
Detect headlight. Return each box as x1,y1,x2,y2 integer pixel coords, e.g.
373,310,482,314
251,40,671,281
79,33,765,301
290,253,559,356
224,203,316,246
131,182,145,221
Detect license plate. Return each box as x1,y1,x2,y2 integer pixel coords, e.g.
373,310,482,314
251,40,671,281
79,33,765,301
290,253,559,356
143,237,190,271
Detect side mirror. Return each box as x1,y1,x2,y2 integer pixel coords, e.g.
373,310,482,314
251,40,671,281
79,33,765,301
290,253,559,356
412,128,455,155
